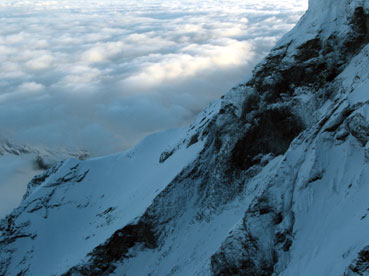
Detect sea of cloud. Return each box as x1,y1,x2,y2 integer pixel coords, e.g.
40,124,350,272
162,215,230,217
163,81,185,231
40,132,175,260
0,0,308,155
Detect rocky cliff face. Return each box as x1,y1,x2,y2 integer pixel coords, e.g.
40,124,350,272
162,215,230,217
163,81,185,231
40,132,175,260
1,0,369,275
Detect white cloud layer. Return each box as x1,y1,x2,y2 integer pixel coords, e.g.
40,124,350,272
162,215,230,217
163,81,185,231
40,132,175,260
0,0,308,155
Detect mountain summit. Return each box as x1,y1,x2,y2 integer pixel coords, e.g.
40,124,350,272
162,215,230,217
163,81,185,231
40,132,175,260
1,0,369,275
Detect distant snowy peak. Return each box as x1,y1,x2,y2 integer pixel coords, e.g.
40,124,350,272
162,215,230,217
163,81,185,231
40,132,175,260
0,140,33,157
0,139,89,169
1,1,369,276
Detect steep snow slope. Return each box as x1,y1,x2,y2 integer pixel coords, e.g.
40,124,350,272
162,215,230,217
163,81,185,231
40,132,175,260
1,0,369,275
0,128,204,276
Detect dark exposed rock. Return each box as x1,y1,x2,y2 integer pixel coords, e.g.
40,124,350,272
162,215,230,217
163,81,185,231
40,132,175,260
246,6,368,107
187,133,199,147
231,106,304,170
344,7,369,58
159,149,175,163
294,38,321,62
346,246,369,275
211,183,296,276
62,220,157,276
282,239,293,252
346,113,369,146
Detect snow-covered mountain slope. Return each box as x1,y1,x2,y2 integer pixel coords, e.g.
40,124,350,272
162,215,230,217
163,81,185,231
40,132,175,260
1,0,369,275
0,129,205,276
0,141,88,219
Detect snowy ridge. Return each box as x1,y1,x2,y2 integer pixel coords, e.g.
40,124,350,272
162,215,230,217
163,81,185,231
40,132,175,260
1,0,369,275
0,140,88,219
